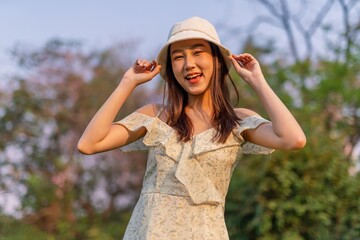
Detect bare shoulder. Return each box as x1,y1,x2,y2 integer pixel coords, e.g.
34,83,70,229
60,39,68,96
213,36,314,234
136,103,165,117
234,108,261,119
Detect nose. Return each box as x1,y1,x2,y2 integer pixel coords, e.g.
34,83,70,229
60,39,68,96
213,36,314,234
184,55,195,70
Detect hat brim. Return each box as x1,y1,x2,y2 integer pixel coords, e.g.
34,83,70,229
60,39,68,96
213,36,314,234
156,31,232,80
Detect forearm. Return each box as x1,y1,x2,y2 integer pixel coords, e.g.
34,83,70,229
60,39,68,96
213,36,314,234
78,78,136,146
252,76,305,147
229,53,305,149
77,59,161,154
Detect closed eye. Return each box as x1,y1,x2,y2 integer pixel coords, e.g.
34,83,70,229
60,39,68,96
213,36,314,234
172,55,183,60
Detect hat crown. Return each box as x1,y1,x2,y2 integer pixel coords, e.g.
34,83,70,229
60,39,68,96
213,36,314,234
157,16,231,80
168,16,221,44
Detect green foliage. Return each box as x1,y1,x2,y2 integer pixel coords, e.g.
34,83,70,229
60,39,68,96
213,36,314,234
0,215,50,240
226,136,360,239
0,211,132,240
225,30,360,239
22,174,56,210
0,39,147,239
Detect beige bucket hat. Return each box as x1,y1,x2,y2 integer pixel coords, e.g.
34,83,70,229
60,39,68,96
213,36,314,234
156,16,232,80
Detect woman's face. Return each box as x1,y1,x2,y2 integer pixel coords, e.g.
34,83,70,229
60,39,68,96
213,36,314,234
170,39,214,96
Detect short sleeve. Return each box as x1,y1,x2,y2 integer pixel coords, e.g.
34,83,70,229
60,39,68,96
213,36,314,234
113,112,153,152
233,115,275,155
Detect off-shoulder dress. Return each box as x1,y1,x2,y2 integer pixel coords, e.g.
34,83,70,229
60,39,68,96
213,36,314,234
115,110,273,240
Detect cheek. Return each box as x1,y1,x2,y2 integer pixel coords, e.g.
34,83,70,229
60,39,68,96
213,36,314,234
202,59,214,77
171,62,183,78
199,55,214,70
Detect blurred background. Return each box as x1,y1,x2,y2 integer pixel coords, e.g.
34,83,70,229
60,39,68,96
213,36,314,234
0,0,359,239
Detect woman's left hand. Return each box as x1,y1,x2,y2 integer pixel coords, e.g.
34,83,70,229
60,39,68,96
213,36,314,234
229,54,306,151
229,53,265,85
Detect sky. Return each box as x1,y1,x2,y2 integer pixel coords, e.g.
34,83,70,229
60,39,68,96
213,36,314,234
0,0,349,78
0,0,269,76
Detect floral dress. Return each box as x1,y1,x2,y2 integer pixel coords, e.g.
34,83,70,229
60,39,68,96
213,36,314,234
115,111,273,240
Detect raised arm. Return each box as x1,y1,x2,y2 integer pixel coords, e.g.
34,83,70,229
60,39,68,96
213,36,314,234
77,59,161,155
229,53,306,151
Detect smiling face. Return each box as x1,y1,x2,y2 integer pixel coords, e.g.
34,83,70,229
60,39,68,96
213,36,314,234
169,39,214,97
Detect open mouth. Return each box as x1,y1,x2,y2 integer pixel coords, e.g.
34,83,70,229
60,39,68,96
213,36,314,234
185,73,202,83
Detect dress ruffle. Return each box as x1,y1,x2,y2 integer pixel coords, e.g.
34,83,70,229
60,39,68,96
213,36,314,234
234,116,276,155
114,112,274,205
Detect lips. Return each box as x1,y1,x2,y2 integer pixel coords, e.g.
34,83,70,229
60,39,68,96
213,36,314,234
185,73,202,83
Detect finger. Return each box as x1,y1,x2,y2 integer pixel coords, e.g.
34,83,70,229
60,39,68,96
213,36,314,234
133,58,160,74
145,61,155,71
134,59,146,73
133,62,143,73
134,59,152,73
146,65,161,79
232,54,254,67
145,60,158,72
229,55,244,68
231,54,246,67
136,59,150,68
228,55,244,70
136,58,144,67
150,60,157,71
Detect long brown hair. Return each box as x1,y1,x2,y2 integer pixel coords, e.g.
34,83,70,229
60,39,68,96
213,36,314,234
164,42,240,143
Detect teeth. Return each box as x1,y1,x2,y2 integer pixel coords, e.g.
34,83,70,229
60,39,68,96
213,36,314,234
186,73,201,79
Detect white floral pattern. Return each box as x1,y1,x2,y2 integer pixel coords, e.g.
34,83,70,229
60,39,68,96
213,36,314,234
114,112,274,240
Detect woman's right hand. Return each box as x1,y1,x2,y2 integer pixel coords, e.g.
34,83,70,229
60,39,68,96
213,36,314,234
122,59,161,86
78,58,161,155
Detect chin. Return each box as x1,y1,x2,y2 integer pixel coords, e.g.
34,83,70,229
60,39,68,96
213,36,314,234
187,89,207,96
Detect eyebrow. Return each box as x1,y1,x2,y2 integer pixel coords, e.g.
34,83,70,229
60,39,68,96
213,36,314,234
170,43,207,55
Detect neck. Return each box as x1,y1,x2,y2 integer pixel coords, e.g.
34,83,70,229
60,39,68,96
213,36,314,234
186,91,213,112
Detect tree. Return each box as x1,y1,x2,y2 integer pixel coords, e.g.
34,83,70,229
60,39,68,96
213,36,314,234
225,1,360,239
0,39,159,238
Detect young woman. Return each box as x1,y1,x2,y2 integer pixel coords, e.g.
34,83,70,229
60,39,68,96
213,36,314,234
78,16,306,240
